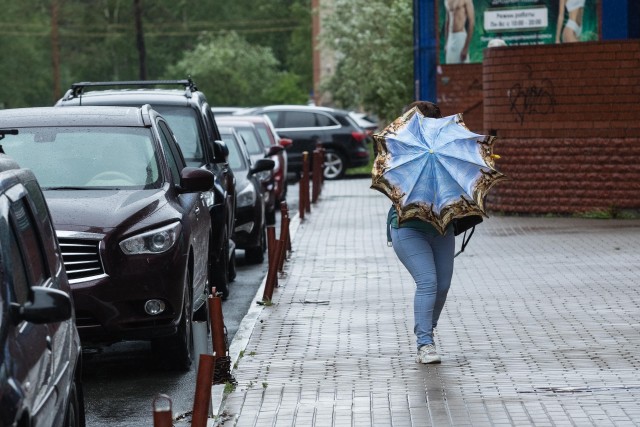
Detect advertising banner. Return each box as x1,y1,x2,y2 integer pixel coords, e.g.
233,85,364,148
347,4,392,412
438,0,599,64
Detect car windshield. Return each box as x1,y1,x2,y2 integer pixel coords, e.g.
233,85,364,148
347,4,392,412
220,133,246,171
153,106,204,165
2,127,161,190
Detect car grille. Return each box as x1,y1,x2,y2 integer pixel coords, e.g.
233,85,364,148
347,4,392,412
57,236,105,282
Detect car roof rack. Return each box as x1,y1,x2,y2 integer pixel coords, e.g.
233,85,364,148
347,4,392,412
63,78,198,101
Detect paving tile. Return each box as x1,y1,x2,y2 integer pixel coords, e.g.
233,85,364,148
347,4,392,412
217,178,640,426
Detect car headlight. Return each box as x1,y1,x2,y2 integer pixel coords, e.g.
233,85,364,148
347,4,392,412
237,182,256,208
120,222,182,255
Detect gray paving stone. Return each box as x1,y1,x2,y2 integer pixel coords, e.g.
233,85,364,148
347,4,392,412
217,178,640,426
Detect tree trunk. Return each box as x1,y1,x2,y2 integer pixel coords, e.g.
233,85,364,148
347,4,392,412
133,0,147,80
51,0,61,101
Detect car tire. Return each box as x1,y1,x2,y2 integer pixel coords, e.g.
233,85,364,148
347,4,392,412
244,226,266,264
153,272,193,371
228,248,237,282
323,149,346,180
211,228,230,300
64,370,85,427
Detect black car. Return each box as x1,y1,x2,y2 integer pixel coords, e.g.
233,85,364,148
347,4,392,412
235,105,370,180
218,126,274,264
216,117,279,225
56,79,236,298
0,105,214,370
0,149,85,427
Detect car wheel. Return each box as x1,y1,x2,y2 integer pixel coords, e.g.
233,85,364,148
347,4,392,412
64,370,85,427
244,226,266,264
211,228,229,299
153,272,193,371
228,247,237,282
323,149,346,180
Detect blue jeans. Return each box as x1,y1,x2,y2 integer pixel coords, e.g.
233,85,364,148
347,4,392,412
391,226,455,349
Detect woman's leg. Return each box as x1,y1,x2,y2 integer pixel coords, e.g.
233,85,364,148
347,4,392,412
391,227,438,349
430,230,455,329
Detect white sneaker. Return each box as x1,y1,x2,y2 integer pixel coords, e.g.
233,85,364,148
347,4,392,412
416,344,441,364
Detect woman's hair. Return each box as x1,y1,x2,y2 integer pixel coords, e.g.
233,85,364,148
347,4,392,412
402,101,442,119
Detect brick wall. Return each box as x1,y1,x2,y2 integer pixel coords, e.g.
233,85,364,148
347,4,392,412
437,64,484,133
481,40,640,214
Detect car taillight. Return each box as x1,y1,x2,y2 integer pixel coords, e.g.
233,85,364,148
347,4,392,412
351,131,367,142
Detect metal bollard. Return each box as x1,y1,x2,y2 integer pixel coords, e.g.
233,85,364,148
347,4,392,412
208,295,233,384
312,149,321,203
152,394,173,427
266,226,278,288
278,215,290,273
192,354,215,427
280,201,292,252
263,238,280,301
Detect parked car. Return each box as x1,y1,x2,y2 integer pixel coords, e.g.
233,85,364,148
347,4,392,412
211,107,242,116
218,126,274,264
216,117,279,224
0,149,85,427
0,105,214,370
56,79,236,298
221,114,290,204
235,105,370,180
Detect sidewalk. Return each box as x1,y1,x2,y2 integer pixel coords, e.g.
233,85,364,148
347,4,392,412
215,177,640,426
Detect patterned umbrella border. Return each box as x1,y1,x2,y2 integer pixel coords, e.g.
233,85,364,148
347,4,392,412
370,107,507,235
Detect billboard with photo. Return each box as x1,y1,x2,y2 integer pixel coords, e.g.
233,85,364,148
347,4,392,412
438,0,599,64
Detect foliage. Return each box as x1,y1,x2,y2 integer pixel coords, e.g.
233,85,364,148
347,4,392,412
166,31,307,106
320,0,413,123
0,0,312,107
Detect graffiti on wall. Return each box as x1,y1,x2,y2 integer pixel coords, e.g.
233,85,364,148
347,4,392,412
508,65,556,124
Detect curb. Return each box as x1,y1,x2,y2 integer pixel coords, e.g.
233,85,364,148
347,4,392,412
208,212,303,425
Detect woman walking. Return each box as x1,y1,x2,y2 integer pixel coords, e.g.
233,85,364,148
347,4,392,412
387,101,455,364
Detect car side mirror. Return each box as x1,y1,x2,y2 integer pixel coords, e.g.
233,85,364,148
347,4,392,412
278,138,293,148
178,167,214,193
266,145,284,157
250,158,275,175
211,140,229,163
11,286,72,324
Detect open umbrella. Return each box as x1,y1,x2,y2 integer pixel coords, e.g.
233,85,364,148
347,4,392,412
371,106,506,235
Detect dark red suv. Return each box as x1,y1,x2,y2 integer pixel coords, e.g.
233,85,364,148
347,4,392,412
0,105,214,370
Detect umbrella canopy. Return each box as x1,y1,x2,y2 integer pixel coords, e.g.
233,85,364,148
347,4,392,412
371,106,506,234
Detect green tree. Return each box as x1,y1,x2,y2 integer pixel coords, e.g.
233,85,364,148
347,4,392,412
320,0,413,122
165,31,307,106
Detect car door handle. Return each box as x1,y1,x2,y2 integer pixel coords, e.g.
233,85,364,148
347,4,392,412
195,206,200,216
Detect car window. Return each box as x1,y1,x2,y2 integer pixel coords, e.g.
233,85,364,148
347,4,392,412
316,113,338,127
236,128,263,155
10,198,48,303
282,111,316,128
157,122,182,184
254,124,272,148
153,106,204,164
220,133,246,170
7,223,30,306
2,127,161,190
264,111,281,127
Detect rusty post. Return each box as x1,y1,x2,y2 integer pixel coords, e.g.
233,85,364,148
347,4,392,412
304,152,311,214
280,201,292,252
152,394,173,427
278,215,289,273
207,294,233,385
312,149,321,203
191,354,215,427
319,146,325,193
263,239,280,301
302,151,310,215
266,226,277,288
